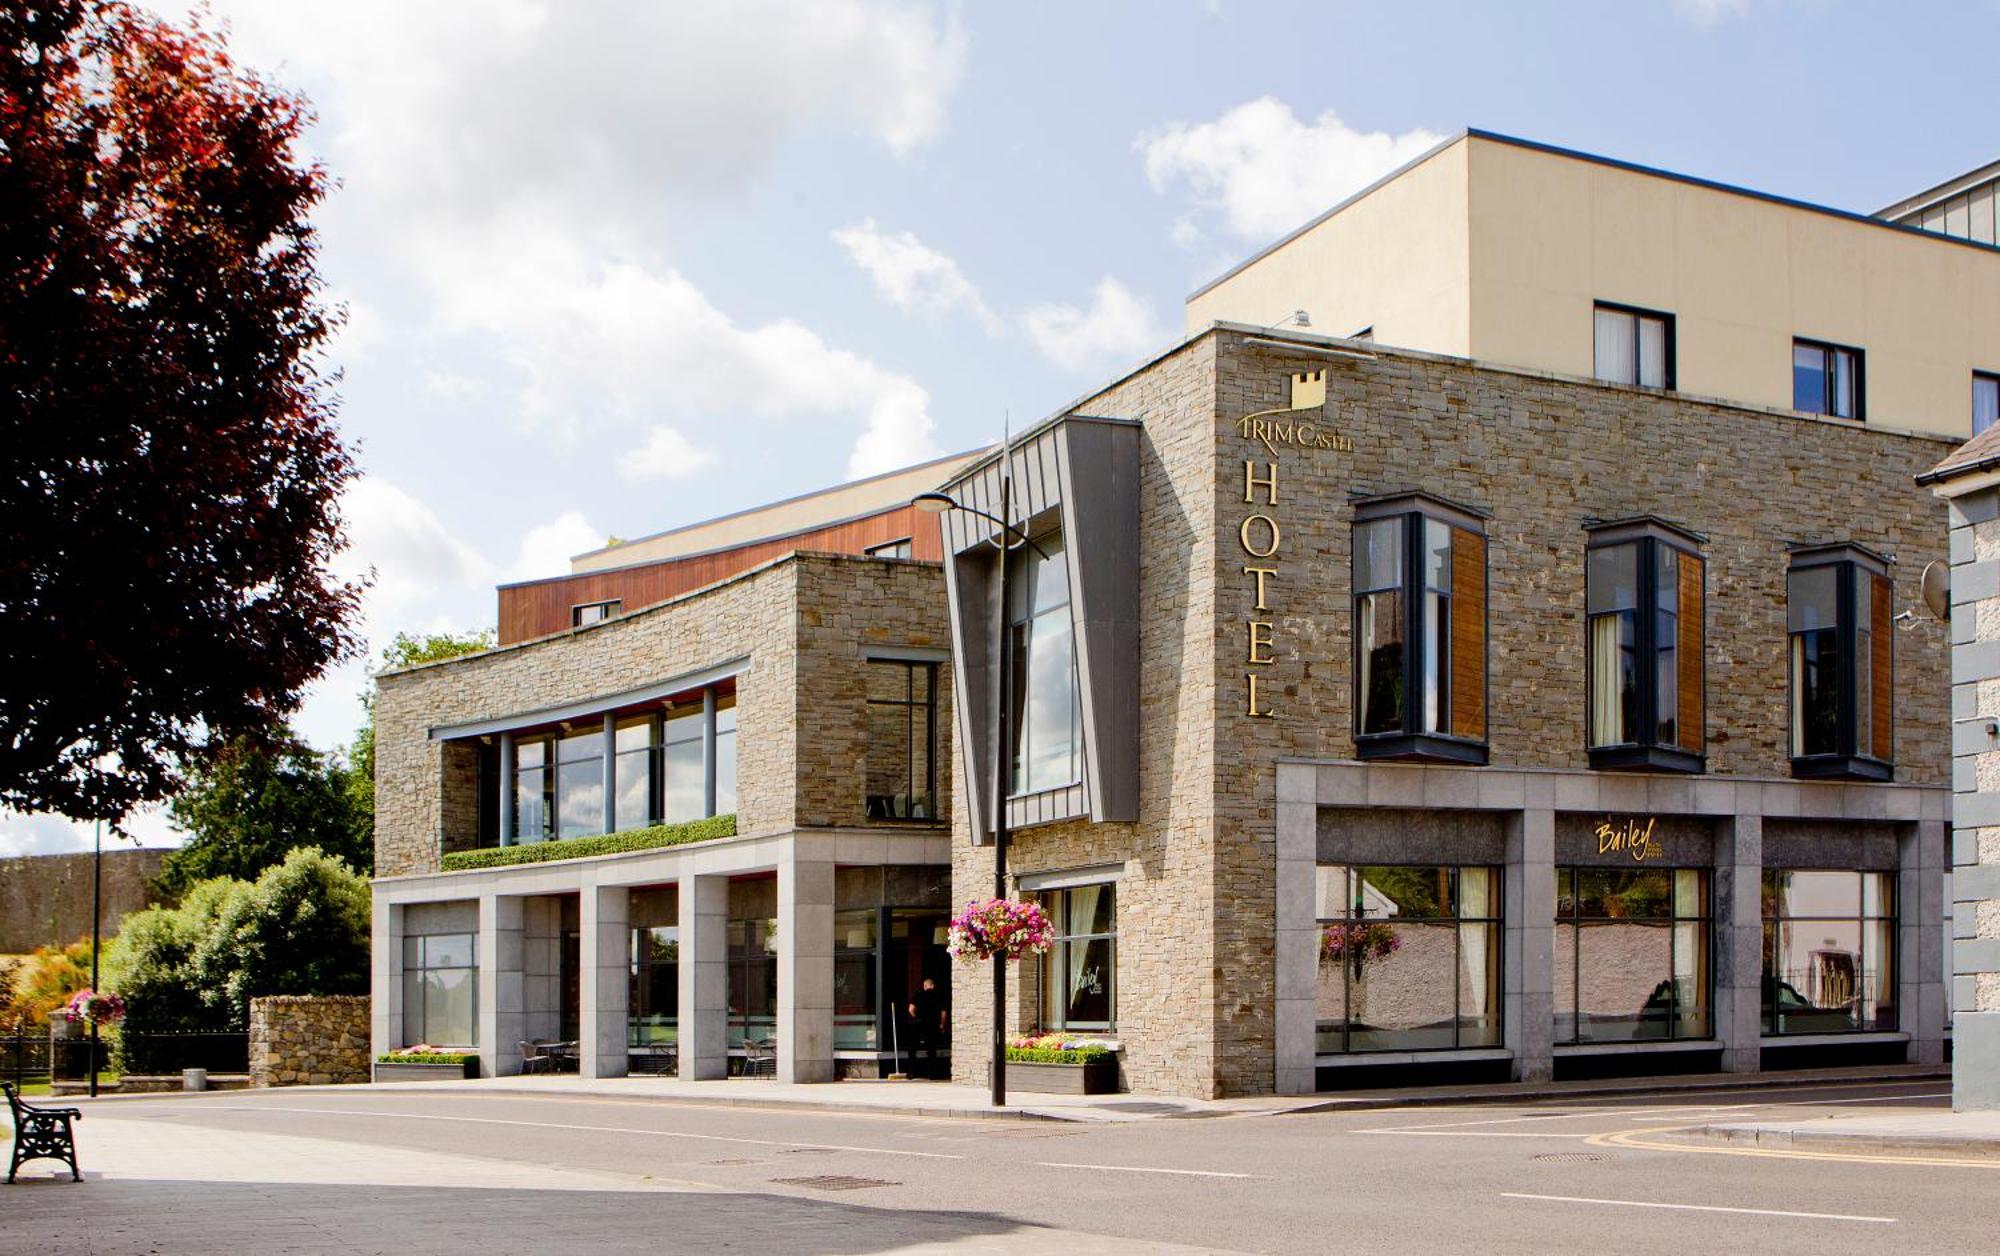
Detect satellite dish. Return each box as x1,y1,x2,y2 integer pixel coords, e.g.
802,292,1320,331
1921,560,1951,622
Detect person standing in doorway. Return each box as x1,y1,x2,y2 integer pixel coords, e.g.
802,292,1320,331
907,976,948,1080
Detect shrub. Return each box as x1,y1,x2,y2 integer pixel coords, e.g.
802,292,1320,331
378,1050,475,1065
1004,1033,1119,1065
1,940,95,1028
189,847,371,1028
440,814,736,871
104,877,241,1043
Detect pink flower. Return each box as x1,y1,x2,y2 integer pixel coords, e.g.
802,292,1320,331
947,898,1056,965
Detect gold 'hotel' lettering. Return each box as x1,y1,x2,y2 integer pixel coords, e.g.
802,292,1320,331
1240,459,1280,717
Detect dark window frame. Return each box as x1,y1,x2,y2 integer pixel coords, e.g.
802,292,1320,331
1036,883,1117,1032
1786,544,1894,782
1555,867,1713,1045
1350,492,1490,766
864,658,940,823
1314,864,1505,1056
1974,370,2000,437
1583,518,1707,774
865,537,914,559
1762,868,1898,1035
572,599,622,627
1592,301,1677,390
1792,337,1865,421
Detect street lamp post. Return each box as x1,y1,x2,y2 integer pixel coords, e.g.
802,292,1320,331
89,818,101,1100
913,475,1043,1108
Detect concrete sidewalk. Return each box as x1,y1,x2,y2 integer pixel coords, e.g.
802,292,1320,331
67,1061,1947,1124
1693,1108,2000,1160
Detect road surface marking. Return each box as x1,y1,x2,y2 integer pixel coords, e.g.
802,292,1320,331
1586,1123,2000,1169
1359,1130,1599,1139
1034,1161,1258,1179
1501,1192,1895,1223
210,1105,965,1160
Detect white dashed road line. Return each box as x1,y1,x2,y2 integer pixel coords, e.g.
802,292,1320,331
1501,1193,1896,1224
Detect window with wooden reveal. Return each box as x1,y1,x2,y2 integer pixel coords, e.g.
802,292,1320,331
1786,544,1894,782
1583,518,1706,774
1351,492,1488,764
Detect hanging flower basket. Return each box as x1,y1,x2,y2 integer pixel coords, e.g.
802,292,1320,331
63,988,126,1027
1319,921,1401,972
946,897,1055,965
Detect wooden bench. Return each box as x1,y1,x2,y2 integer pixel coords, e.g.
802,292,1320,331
4,1082,81,1183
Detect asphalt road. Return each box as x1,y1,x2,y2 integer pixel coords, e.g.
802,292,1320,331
4,1079,1989,1255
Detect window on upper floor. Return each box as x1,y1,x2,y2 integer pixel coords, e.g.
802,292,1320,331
1584,519,1705,774
573,599,621,627
1975,372,1999,437
1351,494,1488,764
1593,303,1673,390
1786,546,1893,781
1006,529,1081,797
866,537,914,559
1792,339,1863,420
865,658,939,822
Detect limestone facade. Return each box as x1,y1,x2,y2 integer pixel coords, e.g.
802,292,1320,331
950,325,1955,1098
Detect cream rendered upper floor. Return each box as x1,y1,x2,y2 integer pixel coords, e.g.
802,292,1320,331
1186,131,2000,440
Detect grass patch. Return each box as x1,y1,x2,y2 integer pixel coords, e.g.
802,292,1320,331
441,814,736,871
376,1051,475,1065
1004,1045,1116,1065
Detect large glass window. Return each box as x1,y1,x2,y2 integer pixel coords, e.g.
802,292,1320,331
1555,869,1710,1043
1007,531,1081,795
1793,339,1863,420
1787,549,1893,780
726,918,777,1050
401,932,477,1047
1593,303,1673,389
714,694,737,816
835,910,879,1050
1976,372,1999,438
1351,499,1487,762
1314,866,1502,1053
1585,525,1704,772
512,739,550,842
662,705,705,824
629,926,677,1049
1037,884,1115,1031
554,728,603,840
1763,870,1897,1034
613,717,655,832
866,660,939,821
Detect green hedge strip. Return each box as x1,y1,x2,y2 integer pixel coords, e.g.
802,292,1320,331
1004,1045,1116,1065
439,814,737,871
377,1052,475,1065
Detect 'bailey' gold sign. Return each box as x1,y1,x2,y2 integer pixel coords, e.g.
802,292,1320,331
1594,816,1665,863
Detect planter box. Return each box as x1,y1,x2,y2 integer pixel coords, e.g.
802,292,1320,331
373,1058,479,1083
999,1058,1120,1095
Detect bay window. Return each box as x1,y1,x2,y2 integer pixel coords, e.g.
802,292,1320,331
1584,519,1705,773
1787,545,1893,780
1007,530,1081,796
1351,494,1488,764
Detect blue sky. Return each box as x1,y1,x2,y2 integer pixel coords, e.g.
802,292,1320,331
8,0,1998,854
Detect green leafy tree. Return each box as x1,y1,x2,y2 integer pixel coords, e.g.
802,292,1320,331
156,731,370,895
1,939,94,1028
101,877,239,1038
189,847,370,1028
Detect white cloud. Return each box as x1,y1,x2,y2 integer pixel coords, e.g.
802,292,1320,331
335,478,493,625
1669,0,1754,21
0,806,182,856
833,218,1003,333
622,426,720,481
508,512,603,584
1021,278,1171,376
1140,98,1444,242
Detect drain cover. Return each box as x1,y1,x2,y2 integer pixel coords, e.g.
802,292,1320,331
1531,1153,1608,1163
770,1175,898,1191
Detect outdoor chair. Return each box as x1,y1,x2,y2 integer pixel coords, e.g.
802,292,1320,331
4,1082,81,1183
520,1040,556,1075
741,1037,777,1078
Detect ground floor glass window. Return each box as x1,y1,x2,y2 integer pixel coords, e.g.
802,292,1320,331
1315,865,1501,1053
629,924,678,1051
402,932,477,1047
1763,869,1896,1033
1555,868,1710,1043
1037,884,1115,1031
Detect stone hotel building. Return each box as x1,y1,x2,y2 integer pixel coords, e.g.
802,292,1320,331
373,132,1997,1097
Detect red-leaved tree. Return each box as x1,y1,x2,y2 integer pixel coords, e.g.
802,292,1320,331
0,1,361,824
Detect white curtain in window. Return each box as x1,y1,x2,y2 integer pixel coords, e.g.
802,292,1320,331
1357,603,1378,725
1975,376,1999,436
1589,616,1623,746
1638,317,1666,388
1790,635,1806,757
1594,309,1636,385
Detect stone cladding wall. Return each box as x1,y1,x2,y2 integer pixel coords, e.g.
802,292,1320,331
957,328,1955,1098
375,552,951,878
249,995,370,1087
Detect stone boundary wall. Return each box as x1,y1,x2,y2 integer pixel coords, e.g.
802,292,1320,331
249,995,371,1087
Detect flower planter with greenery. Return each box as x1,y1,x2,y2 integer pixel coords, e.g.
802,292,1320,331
946,897,1055,964
998,1035,1121,1095
440,814,736,871
374,1049,479,1082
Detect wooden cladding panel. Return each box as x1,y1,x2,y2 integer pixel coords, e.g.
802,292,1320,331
497,505,944,644
1449,529,1485,741
1677,553,1704,751
1871,573,1893,760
